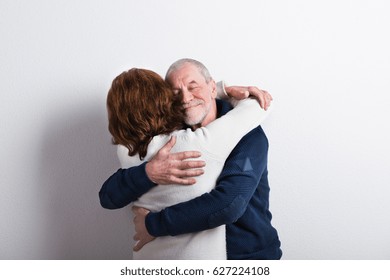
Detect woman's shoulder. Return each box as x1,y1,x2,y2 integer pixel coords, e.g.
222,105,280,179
116,145,143,168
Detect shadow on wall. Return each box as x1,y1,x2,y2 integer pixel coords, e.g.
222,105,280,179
38,100,134,259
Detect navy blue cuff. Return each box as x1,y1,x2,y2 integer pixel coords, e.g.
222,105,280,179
145,211,169,237
130,162,157,191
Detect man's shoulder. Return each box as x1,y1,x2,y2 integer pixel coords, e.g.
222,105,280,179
215,99,268,152
216,99,233,117
227,126,268,159
240,126,268,145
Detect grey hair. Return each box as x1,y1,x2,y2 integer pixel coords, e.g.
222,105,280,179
165,58,213,83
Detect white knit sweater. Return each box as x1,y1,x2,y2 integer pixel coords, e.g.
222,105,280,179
117,99,271,259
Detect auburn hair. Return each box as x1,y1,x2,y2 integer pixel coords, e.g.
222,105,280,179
107,68,186,159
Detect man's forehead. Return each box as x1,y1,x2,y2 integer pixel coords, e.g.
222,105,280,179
170,70,205,85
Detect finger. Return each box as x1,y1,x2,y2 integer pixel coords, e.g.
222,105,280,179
247,87,263,108
261,92,269,110
161,136,177,153
261,90,268,109
171,151,202,161
255,91,266,109
265,97,271,110
177,160,205,169
132,206,149,216
173,168,204,178
132,206,140,213
266,91,273,101
169,177,197,185
133,240,145,252
133,241,139,251
264,91,272,110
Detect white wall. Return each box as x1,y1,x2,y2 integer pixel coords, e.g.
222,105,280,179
1,0,389,259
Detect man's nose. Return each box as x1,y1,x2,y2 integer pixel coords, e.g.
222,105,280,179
181,88,193,103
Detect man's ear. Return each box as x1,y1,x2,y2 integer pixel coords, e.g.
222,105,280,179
210,79,217,98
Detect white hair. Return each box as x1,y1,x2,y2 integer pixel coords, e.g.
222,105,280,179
165,58,213,83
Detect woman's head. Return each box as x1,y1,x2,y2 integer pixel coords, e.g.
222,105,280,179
107,68,186,159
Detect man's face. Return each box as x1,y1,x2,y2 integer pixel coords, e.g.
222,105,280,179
167,63,217,127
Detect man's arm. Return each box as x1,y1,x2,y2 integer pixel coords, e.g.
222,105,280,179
99,137,205,209
133,127,269,250
99,162,155,209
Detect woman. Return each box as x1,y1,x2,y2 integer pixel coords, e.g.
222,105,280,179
106,68,271,259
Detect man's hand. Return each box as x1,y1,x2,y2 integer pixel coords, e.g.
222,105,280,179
145,136,205,185
132,206,155,252
225,85,273,110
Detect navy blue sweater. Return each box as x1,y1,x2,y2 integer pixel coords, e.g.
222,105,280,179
99,99,282,260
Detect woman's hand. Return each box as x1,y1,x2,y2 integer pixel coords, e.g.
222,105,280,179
225,85,273,110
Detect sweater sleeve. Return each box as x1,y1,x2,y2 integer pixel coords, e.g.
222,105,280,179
216,81,229,100
146,127,268,236
194,99,271,159
99,162,156,209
